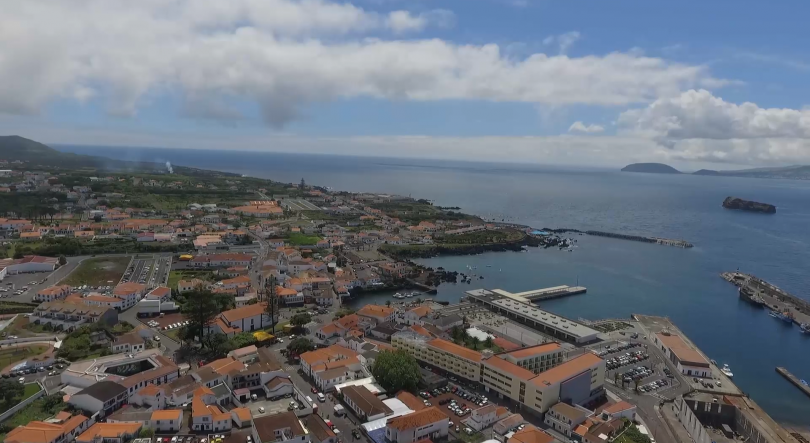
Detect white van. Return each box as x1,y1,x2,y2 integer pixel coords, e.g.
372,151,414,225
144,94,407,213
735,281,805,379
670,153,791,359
306,396,314,405
317,393,326,402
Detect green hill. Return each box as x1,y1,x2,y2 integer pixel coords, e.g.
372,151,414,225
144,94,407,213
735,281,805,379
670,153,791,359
0,135,161,171
621,163,682,174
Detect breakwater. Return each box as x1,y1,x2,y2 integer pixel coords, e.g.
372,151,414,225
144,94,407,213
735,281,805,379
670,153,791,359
776,367,810,398
721,272,810,322
542,228,693,248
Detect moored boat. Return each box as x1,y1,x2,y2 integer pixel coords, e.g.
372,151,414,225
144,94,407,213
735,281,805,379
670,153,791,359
721,364,734,378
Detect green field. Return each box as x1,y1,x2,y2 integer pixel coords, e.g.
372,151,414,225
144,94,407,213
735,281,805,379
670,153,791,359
59,256,131,286
0,383,42,415
0,393,63,440
0,345,48,370
286,233,322,246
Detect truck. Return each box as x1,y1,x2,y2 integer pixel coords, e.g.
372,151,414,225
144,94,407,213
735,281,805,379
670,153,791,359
333,404,345,416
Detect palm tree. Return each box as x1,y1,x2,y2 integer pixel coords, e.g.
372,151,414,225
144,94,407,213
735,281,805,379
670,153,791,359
471,336,481,350
386,300,391,307
484,336,493,349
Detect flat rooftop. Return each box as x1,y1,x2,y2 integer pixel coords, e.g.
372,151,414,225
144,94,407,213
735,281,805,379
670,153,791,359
466,289,599,340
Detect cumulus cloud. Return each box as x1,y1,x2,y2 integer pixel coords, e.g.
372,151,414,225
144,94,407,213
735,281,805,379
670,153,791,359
618,89,810,164
543,31,581,54
568,121,604,134
387,10,453,34
0,1,721,128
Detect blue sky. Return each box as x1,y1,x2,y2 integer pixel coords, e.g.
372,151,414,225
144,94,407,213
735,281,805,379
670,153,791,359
1,0,810,168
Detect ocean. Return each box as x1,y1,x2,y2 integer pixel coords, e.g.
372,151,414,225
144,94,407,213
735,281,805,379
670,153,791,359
56,145,810,426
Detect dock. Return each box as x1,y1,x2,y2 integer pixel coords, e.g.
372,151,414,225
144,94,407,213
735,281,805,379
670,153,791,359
721,272,810,326
541,228,693,248
775,367,810,398
491,285,587,302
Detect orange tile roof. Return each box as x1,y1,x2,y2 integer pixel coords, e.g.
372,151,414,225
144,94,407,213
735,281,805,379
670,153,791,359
221,303,268,322
84,295,124,303
222,275,252,285
204,357,245,376
428,338,482,362
492,337,521,351
408,306,431,317
358,304,394,318
508,427,555,443
192,396,209,418
113,282,146,295
396,391,426,411
602,401,635,414
6,415,89,443
336,313,360,329
386,407,448,431
655,333,710,366
531,353,602,387
138,384,163,396
148,286,171,297
496,406,509,417
77,423,142,442
232,407,252,422
37,285,71,296
409,324,433,338
505,343,562,359
151,409,182,420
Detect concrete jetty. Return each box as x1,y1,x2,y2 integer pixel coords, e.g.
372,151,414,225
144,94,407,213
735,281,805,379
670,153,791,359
776,367,810,398
542,228,693,248
722,272,810,326
488,285,587,303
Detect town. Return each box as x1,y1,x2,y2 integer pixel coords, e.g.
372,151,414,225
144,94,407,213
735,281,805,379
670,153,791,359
0,157,798,443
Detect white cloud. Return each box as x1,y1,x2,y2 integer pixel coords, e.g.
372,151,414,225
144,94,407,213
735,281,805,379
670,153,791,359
568,121,604,134
617,89,810,165
0,1,722,128
387,9,454,34
543,31,581,54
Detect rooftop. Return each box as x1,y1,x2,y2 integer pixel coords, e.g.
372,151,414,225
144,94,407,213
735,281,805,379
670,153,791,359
531,353,603,387
386,407,448,431
342,385,393,417
655,332,710,367
428,338,482,362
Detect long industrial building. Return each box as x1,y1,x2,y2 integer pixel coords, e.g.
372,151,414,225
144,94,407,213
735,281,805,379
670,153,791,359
465,289,600,344
391,331,605,417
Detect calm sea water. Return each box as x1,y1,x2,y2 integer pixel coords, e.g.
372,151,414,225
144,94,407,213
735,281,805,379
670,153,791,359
57,145,810,425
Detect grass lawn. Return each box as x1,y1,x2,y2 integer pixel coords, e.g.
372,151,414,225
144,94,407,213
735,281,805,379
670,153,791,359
0,383,43,415
456,431,486,443
285,232,322,246
0,344,48,370
59,256,131,286
0,393,63,441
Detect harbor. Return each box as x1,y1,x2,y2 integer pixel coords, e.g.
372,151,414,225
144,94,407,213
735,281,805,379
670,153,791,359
540,227,693,248
776,367,810,398
721,272,810,332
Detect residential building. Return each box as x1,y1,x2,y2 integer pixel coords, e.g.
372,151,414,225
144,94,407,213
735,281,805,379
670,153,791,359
508,426,555,443
305,414,337,443
113,282,147,308
653,332,711,378
30,301,118,331
130,384,166,409
146,286,171,303
253,412,309,443
218,302,274,334
75,423,142,443
190,253,253,268
341,385,393,421
497,343,564,374
385,407,449,443
543,402,591,437
299,345,359,376
150,410,183,432
192,391,232,432
231,408,253,428
178,278,209,293
464,404,510,431
68,381,129,418
599,401,636,421
111,331,146,354
5,414,90,443
82,295,125,311
402,306,431,326
35,285,72,302
392,333,482,382
428,314,463,331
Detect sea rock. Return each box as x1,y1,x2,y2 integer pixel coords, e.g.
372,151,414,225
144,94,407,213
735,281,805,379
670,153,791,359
621,163,681,174
722,196,776,214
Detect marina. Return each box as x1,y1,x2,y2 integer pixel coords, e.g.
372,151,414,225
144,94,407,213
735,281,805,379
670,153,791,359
776,367,810,398
722,272,810,333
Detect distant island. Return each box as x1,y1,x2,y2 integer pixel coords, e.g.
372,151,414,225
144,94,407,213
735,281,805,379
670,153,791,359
622,162,810,181
722,197,776,214
621,163,682,174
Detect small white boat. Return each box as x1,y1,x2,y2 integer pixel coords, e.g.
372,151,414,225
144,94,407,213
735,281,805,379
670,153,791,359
720,364,734,378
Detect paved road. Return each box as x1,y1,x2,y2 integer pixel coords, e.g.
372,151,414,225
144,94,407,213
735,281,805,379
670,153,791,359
4,255,94,303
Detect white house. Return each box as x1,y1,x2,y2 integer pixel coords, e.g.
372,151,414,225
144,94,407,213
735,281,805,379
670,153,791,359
68,381,129,418
464,404,508,431
402,306,431,326
150,410,183,432
385,407,449,443
35,285,72,302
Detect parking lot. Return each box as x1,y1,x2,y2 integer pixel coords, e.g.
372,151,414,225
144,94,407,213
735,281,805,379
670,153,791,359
418,384,492,428
282,199,322,211
242,390,299,417
122,255,171,288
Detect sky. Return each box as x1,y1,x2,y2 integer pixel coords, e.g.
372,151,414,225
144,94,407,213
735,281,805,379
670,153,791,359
2,0,810,169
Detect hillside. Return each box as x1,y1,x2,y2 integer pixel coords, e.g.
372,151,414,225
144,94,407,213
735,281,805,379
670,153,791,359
0,135,163,171
621,163,682,174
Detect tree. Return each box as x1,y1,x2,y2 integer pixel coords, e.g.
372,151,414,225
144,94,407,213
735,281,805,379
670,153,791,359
484,336,493,349
371,349,421,393
291,313,312,327
471,336,481,350
181,289,221,343
139,428,156,439
264,275,279,332
0,379,24,405
57,255,67,266
450,326,463,342
385,300,391,307
201,332,231,358
300,177,306,189
287,337,315,355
